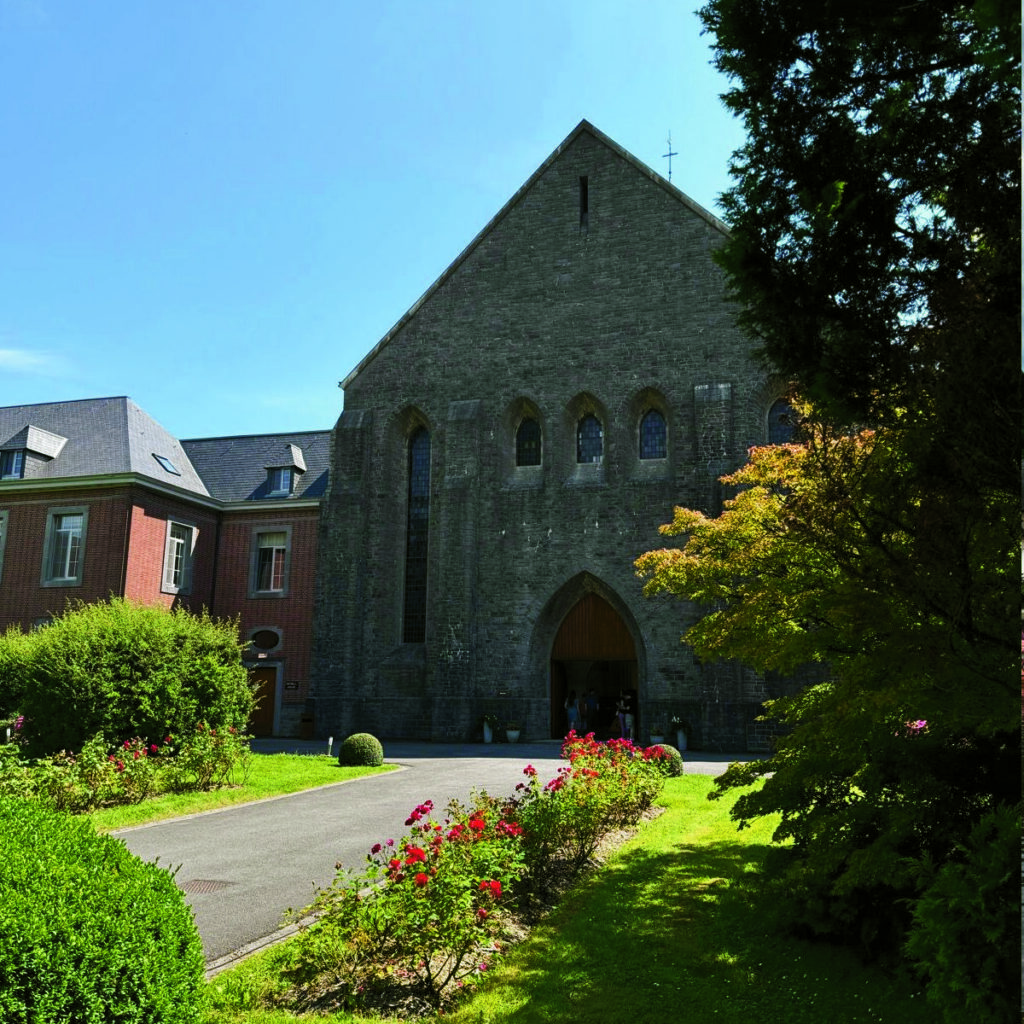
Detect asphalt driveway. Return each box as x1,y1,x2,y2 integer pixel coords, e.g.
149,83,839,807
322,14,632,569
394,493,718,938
115,740,751,972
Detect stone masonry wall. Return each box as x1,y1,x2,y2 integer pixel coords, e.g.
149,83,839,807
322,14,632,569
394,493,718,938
312,127,788,751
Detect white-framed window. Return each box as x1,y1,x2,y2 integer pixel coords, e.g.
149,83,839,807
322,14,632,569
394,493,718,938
42,506,87,586
249,527,291,597
267,467,293,496
162,520,196,594
0,450,24,480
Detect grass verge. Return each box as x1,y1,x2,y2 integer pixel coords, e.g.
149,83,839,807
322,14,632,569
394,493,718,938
91,754,396,832
204,775,932,1024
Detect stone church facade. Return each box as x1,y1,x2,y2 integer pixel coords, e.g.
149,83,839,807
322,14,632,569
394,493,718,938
311,120,791,751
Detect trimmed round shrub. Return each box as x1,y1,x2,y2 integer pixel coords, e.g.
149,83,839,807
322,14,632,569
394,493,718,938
10,598,255,756
652,743,684,777
338,732,384,767
0,795,205,1023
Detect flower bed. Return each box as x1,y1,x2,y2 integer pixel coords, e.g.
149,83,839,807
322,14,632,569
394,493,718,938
279,731,674,1015
0,723,250,811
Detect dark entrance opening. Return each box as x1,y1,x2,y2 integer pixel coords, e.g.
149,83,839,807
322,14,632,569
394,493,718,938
550,593,638,739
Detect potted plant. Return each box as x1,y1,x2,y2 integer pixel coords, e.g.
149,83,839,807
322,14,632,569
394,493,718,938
649,719,666,744
482,713,500,744
671,715,691,751
504,720,521,743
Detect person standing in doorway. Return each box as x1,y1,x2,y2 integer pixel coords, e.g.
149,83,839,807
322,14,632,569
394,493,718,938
583,688,599,734
565,689,581,735
622,689,635,740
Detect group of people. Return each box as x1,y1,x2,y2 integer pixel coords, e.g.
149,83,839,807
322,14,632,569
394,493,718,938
563,687,635,739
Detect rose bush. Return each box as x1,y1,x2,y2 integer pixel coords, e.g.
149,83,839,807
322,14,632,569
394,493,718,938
0,727,247,810
286,795,526,1008
287,732,669,1011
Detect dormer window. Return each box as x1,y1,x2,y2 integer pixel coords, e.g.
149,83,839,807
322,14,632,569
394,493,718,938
0,450,25,480
268,467,293,496
263,443,305,498
1,425,66,480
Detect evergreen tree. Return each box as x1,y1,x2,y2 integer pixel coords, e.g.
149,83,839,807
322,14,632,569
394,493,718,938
636,3,1020,1016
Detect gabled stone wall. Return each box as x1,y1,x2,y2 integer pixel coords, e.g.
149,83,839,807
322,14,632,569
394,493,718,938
312,125,793,750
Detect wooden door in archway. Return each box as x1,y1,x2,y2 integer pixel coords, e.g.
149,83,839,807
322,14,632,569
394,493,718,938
248,667,277,737
550,593,637,739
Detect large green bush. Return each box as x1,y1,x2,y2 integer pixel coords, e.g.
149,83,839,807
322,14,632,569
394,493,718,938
0,624,31,718
9,598,255,756
0,795,205,1023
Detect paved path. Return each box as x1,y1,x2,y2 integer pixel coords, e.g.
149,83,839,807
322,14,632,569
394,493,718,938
115,740,753,973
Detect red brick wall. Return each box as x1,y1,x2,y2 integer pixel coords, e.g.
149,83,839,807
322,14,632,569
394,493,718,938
0,483,322,734
212,506,320,707
0,485,223,631
121,490,218,611
0,486,135,630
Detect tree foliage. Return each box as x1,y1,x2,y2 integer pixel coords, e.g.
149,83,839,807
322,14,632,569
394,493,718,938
699,0,1020,445
636,423,1018,994
639,3,1019,1013
638,427,1015,735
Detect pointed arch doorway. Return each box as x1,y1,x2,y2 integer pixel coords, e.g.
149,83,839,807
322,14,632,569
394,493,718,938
549,592,638,739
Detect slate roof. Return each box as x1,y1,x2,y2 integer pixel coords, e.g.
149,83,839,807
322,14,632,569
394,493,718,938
180,431,331,503
0,397,210,496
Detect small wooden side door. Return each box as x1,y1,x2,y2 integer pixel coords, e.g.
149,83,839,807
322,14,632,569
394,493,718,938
248,667,277,737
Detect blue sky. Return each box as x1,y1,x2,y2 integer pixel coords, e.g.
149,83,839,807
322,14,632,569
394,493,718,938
0,1,746,438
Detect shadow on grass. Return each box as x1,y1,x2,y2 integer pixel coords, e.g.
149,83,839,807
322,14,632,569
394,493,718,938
450,828,930,1024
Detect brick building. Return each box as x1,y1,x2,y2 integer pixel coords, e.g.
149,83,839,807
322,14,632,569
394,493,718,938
311,120,795,750
0,396,328,737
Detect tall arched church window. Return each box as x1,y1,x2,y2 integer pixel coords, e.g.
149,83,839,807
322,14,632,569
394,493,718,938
768,400,796,444
639,409,667,460
403,428,430,643
576,415,603,464
516,418,541,466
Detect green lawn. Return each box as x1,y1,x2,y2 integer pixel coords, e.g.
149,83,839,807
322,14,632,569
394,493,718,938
205,775,933,1024
91,753,396,832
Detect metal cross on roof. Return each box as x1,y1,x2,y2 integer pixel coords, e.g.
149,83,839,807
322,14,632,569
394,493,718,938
663,131,678,182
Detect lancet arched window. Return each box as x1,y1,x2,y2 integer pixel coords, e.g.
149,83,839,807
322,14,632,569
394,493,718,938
403,428,430,643
639,409,667,460
516,418,541,466
576,415,603,464
768,399,796,444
